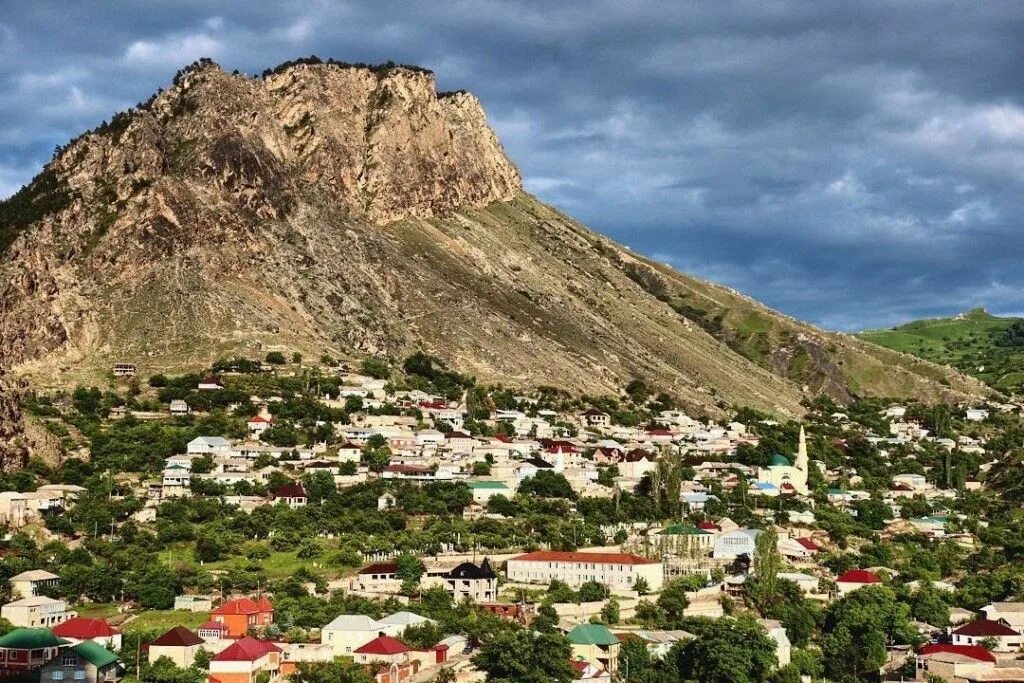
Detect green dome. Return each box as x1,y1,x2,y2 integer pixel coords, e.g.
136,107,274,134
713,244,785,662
769,454,791,466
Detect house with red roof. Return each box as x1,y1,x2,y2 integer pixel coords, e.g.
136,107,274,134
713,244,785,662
197,620,230,642
952,619,1024,652
270,482,308,508
353,636,409,665
835,569,881,596
210,597,274,638
916,643,998,681
208,637,281,683
571,659,611,682
246,415,273,436
147,626,206,667
52,617,122,651
506,551,663,592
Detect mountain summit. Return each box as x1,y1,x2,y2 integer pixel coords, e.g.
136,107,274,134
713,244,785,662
0,58,988,414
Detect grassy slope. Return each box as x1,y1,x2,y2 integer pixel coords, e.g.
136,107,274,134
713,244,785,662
857,308,1024,390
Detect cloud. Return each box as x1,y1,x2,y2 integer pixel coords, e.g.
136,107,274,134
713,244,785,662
0,0,1023,331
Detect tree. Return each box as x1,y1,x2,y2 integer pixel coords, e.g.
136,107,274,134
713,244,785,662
518,471,575,499
821,585,921,681
532,603,559,633
746,528,781,612
618,637,651,680
911,583,951,627
288,660,373,683
265,352,286,365
676,616,776,683
395,553,425,594
633,576,650,596
472,630,576,683
656,578,692,626
472,461,492,476
578,580,610,603
601,596,620,624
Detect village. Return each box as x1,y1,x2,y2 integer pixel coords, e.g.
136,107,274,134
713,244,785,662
1,354,1023,683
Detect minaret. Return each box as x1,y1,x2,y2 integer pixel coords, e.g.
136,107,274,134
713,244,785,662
796,426,808,471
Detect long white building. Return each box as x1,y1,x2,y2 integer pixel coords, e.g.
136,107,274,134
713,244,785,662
505,550,663,591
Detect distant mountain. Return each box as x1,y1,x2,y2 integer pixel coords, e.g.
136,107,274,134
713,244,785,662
858,308,1024,393
0,57,990,415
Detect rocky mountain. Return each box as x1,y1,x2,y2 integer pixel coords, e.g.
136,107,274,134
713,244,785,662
0,57,989,416
0,373,29,472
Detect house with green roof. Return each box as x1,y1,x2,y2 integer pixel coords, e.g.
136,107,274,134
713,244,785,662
566,624,619,677
657,523,714,555
0,628,68,677
466,480,511,503
40,641,122,683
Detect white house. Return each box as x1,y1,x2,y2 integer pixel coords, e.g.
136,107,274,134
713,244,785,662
187,436,232,455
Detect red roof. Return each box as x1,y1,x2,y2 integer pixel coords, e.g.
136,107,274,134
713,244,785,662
354,636,409,656
53,617,119,639
697,521,719,531
836,569,881,584
248,415,272,424
272,483,307,499
358,562,398,575
953,619,1020,637
339,442,361,450
213,597,266,616
511,550,658,565
795,538,820,551
646,428,673,436
255,596,272,612
212,637,281,661
447,431,472,439
918,644,997,663
150,626,204,647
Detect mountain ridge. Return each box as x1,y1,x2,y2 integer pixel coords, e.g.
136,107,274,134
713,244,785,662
0,58,991,415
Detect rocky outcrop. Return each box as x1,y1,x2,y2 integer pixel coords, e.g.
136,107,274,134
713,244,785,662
0,57,990,412
0,372,29,472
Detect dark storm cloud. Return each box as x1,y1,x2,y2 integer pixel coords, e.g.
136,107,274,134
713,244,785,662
2,1,1023,330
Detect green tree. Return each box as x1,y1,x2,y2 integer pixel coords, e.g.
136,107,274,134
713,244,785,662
676,616,776,683
821,585,921,681
472,630,576,683
395,553,425,594
265,352,286,365
656,578,692,626
601,596,620,624
288,660,373,683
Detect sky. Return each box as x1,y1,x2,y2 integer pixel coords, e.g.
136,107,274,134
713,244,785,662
1,1,1023,331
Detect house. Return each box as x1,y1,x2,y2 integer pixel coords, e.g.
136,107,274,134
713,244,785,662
187,437,232,455
209,596,274,638
378,493,397,511
337,443,362,463
965,408,990,422
712,529,761,562
173,595,214,613
197,620,229,642
169,400,189,416
0,628,68,677
443,559,497,603
320,615,383,657
353,562,400,593
583,409,611,428
571,660,611,682
40,641,122,683
981,602,1024,633
1,596,74,628
758,619,791,667
376,612,432,637
247,415,273,436
208,637,281,683
147,626,206,667
466,481,511,504
197,378,223,391
916,644,997,682
445,432,475,453
835,569,881,596
271,483,308,508
566,624,619,678
9,570,59,599
52,618,122,650
506,551,663,592
353,636,410,668
952,620,1023,652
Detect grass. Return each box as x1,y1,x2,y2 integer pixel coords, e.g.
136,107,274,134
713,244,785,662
857,308,1024,389
159,540,346,580
74,603,120,619
124,609,208,633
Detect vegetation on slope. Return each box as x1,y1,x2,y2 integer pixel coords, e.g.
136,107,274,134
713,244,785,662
858,308,1024,393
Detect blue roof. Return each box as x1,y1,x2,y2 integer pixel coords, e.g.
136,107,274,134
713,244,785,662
755,482,779,490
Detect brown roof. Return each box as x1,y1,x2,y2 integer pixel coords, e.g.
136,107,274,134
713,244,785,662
510,550,658,565
150,626,204,647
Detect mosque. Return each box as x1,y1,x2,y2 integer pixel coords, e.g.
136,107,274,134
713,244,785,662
755,426,809,496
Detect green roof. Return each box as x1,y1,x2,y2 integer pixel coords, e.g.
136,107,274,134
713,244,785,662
0,628,67,649
71,641,118,668
660,524,710,535
827,488,846,495
567,623,619,646
467,481,509,489
769,454,791,466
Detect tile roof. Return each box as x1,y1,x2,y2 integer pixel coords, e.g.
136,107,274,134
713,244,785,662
212,637,281,661
918,644,997,663
836,569,881,584
0,628,67,650
953,619,1020,637
212,597,268,615
567,624,619,646
354,635,409,656
272,483,307,499
71,641,119,668
358,562,398,575
53,618,119,639
511,550,658,565
150,626,204,648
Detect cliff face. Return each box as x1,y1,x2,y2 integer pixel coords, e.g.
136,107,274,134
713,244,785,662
0,58,990,414
0,373,28,473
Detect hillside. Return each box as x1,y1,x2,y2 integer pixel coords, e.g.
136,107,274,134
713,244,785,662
858,308,1024,393
0,57,990,416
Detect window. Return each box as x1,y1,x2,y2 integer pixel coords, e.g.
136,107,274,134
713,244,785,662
62,656,76,667
52,672,64,680
74,671,85,680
